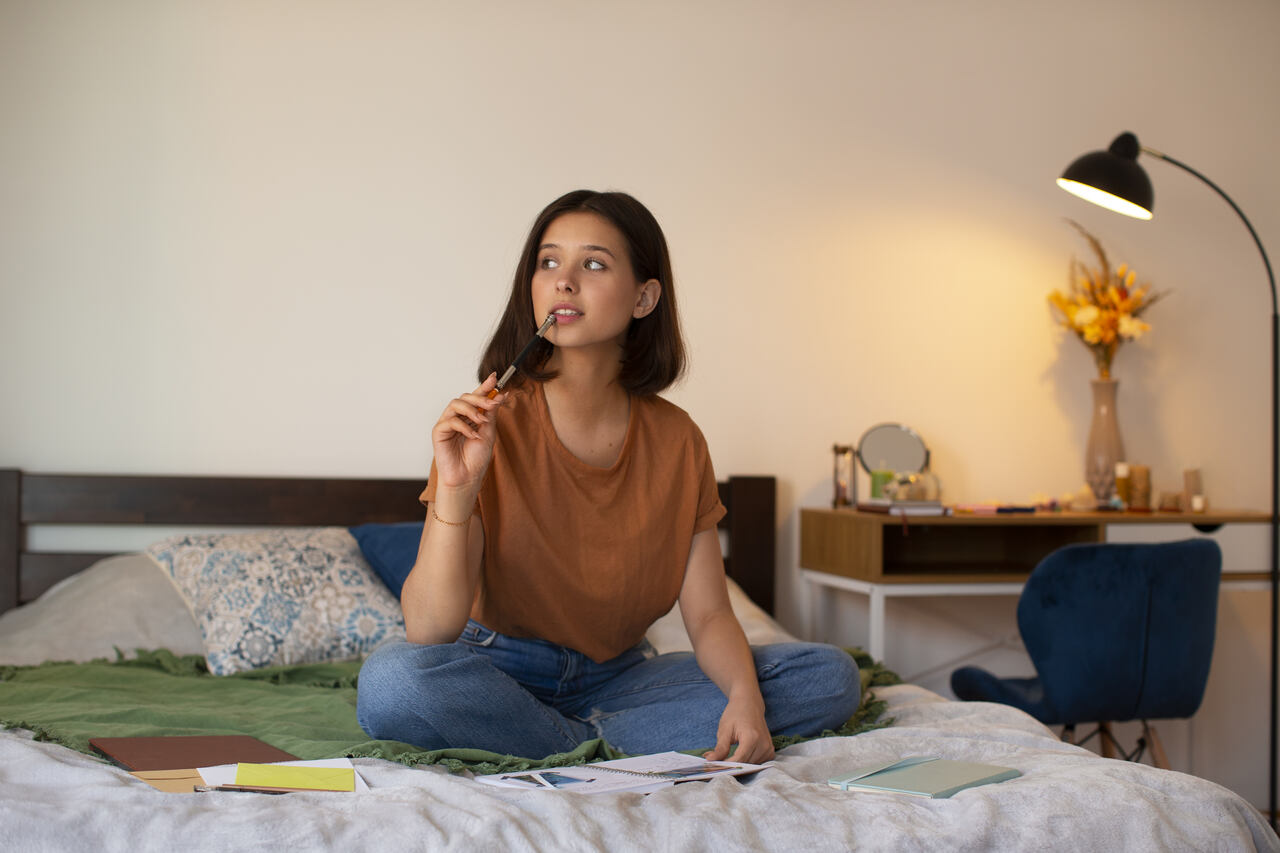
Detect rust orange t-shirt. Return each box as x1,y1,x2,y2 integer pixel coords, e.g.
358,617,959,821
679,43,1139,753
422,381,726,662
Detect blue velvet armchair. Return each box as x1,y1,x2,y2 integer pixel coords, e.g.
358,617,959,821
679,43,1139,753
951,538,1222,767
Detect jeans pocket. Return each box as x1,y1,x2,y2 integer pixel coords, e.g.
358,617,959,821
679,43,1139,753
458,620,498,648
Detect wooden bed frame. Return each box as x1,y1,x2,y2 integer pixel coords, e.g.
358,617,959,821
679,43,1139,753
0,470,776,616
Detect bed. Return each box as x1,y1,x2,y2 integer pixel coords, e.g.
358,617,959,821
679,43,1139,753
0,468,1276,852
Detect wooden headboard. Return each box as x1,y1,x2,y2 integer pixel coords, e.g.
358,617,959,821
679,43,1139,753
0,470,776,616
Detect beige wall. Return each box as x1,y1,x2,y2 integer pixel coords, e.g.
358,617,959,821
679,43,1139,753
3,0,1277,808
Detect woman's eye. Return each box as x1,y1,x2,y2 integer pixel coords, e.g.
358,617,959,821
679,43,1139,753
539,257,559,270
584,258,606,271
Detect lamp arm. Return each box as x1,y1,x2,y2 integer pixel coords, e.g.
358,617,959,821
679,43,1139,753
1140,142,1279,829
1141,145,1277,315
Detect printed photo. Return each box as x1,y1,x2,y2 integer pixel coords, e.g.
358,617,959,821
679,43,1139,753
535,771,593,788
660,763,735,779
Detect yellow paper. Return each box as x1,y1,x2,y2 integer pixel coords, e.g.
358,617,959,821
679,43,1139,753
234,763,355,792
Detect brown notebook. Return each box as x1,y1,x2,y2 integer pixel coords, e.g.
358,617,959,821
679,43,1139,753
89,735,298,771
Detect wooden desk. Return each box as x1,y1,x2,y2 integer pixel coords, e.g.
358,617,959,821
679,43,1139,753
799,507,1271,662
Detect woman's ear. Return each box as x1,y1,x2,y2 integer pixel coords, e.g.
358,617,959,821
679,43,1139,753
633,279,662,318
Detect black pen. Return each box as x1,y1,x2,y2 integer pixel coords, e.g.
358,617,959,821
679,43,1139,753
488,314,556,399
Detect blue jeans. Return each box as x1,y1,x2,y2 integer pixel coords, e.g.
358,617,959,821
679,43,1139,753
356,620,861,758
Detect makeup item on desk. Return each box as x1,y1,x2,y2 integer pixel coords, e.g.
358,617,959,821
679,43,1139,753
832,444,854,508
1114,462,1131,505
953,504,999,515
952,504,1033,515
1184,469,1207,513
488,314,556,399
1069,484,1098,512
870,468,895,499
1128,464,1151,511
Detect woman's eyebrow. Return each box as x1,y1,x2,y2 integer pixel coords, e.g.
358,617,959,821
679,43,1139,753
539,242,617,258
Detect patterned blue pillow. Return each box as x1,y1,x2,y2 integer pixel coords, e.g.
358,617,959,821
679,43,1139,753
147,528,406,676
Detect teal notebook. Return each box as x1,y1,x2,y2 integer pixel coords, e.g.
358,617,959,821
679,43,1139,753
828,756,1020,799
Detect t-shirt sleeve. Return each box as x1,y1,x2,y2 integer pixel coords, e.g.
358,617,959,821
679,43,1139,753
692,426,728,534
419,459,437,507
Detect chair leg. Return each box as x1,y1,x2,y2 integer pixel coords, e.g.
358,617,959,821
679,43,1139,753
1098,722,1118,759
1143,721,1170,770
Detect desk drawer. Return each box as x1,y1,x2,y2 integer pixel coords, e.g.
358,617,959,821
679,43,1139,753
799,509,1103,583
879,522,1100,581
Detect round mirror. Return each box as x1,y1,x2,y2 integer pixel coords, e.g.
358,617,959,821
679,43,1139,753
856,423,930,475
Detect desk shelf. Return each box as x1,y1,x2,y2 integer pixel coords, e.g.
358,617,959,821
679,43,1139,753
800,506,1272,664
800,508,1272,584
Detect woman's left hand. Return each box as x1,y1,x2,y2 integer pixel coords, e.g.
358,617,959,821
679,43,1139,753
704,693,774,764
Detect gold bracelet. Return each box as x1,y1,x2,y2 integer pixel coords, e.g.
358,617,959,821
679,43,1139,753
431,506,471,527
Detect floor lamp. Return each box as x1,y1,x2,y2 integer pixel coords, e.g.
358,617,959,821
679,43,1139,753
1057,131,1277,827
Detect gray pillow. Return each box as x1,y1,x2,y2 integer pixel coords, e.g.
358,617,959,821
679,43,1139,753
0,553,205,666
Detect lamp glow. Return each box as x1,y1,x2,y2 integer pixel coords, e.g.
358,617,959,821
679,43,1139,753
1056,178,1153,219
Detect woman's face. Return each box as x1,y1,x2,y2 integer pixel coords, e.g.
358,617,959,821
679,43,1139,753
531,211,660,353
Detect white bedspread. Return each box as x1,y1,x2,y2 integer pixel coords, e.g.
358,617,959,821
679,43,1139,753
3,684,1275,853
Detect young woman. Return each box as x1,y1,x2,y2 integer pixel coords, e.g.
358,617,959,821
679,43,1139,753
357,190,859,762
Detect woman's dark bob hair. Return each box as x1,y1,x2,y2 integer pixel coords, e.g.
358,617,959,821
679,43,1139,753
478,189,686,397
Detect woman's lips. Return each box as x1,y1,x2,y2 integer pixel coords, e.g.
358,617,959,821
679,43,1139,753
551,306,583,323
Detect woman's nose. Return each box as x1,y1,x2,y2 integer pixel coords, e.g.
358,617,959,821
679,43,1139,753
556,274,577,293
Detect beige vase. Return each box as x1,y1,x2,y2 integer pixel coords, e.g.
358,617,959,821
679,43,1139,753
1084,378,1125,504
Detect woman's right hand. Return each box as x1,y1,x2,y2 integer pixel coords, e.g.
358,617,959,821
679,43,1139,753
430,373,506,492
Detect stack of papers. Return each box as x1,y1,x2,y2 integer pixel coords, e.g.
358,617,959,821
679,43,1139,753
476,751,772,795
197,759,366,793
856,499,948,517
95,734,368,794
130,758,367,794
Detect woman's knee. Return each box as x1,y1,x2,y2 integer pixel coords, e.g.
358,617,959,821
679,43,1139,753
759,642,862,732
356,641,466,740
359,641,426,699
806,644,862,722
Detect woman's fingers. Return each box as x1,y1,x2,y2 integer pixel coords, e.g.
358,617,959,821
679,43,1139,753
461,374,507,418
476,371,500,398
433,375,507,443
435,414,481,442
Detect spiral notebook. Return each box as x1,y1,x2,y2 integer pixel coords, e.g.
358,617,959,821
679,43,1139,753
476,751,771,795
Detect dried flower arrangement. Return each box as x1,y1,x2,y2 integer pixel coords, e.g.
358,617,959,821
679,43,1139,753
1048,221,1163,379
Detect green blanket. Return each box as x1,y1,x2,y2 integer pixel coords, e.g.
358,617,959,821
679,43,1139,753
0,648,899,776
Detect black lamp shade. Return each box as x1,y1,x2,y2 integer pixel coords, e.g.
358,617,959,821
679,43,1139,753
1057,132,1155,219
